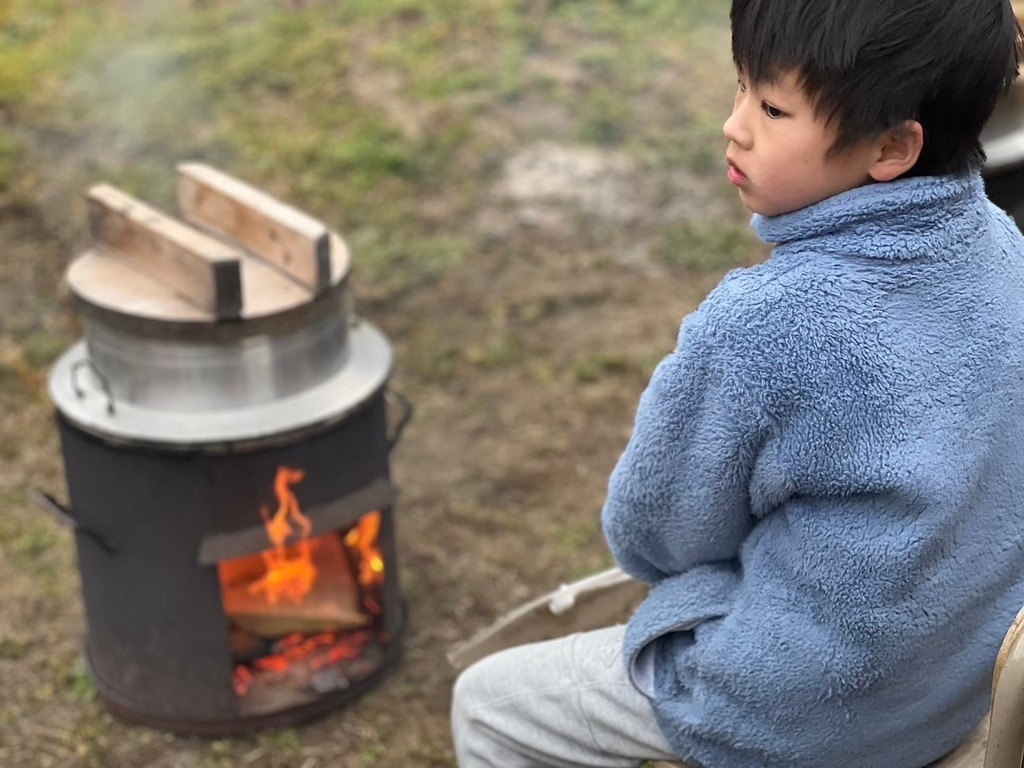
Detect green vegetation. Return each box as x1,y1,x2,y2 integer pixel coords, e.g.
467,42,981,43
571,352,634,383
18,330,74,369
63,659,98,703
656,222,762,272
0,0,741,284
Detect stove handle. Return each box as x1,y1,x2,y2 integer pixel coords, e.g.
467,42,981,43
30,488,117,556
385,387,414,452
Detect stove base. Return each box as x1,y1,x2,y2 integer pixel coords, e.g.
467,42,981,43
84,604,406,736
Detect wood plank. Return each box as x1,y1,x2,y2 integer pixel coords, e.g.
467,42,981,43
177,163,331,292
220,535,368,638
87,184,243,320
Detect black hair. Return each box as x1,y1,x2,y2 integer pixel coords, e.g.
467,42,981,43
731,0,1023,176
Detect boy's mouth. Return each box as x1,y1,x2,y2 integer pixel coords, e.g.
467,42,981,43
726,158,748,186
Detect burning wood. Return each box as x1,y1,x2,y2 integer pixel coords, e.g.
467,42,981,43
221,533,369,638
251,467,316,606
344,511,385,590
216,463,397,710
219,467,369,638
232,629,381,702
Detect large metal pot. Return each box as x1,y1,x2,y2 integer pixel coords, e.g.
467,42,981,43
73,274,353,414
50,203,394,450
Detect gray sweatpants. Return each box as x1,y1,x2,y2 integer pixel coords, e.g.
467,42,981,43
450,625,683,767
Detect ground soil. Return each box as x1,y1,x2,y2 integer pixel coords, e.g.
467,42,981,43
0,35,752,768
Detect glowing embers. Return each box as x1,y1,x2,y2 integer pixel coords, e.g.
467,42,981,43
218,467,389,714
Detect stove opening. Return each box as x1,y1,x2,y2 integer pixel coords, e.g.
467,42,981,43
217,467,390,715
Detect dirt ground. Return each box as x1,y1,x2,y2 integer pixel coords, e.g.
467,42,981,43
0,7,756,767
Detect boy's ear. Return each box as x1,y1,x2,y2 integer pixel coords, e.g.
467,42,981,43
868,121,924,182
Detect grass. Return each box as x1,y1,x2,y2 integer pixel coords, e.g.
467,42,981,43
0,0,736,216
18,331,74,369
656,222,762,272
0,638,28,661
62,659,98,703
571,352,636,383
465,334,527,370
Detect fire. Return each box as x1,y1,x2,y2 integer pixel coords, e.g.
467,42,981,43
344,510,385,589
249,467,318,605
223,470,391,699
230,630,373,696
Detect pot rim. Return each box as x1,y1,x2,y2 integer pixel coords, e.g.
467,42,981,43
49,320,393,450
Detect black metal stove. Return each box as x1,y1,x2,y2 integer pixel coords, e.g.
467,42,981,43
42,164,409,734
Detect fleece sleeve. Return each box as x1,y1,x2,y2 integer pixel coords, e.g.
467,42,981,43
601,304,764,584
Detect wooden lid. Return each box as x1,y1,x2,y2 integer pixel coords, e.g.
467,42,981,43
67,164,350,324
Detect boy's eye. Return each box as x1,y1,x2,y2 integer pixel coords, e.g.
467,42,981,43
762,101,784,119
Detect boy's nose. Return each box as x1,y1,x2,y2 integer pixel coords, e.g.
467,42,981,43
723,110,752,149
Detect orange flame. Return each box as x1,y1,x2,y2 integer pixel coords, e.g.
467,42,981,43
248,467,318,605
344,510,385,590
226,476,392,698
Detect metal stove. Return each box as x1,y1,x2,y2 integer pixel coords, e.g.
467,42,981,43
41,164,409,734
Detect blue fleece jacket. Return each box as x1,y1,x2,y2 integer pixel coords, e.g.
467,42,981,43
602,173,1024,768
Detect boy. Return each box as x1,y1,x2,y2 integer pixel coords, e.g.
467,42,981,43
451,1,1024,766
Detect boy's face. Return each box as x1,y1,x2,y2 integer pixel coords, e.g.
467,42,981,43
723,71,879,217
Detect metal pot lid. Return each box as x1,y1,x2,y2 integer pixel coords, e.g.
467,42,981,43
49,319,393,450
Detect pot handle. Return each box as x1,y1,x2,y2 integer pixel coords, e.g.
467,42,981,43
30,488,117,555
385,387,414,452
71,359,116,415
